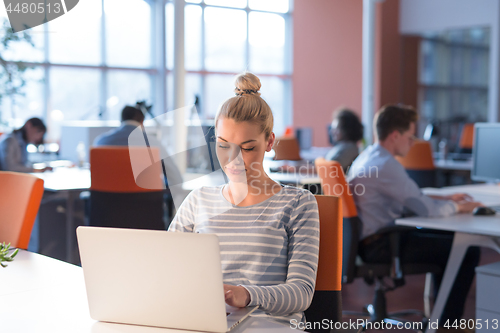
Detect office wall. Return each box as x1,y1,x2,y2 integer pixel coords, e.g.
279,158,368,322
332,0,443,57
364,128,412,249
293,0,363,146
293,0,409,146
400,36,420,108
375,0,419,118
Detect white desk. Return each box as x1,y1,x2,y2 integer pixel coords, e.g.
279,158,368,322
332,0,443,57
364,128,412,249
396,184,500,333
34,167,91,263
1,250,300,333
264,160,320,185
270,172,320,185
434,159,473,171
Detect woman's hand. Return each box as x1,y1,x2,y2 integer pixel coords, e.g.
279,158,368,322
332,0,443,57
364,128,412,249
224,284,250,308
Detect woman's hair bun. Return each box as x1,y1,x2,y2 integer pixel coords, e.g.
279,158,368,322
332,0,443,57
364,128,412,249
234,71,261,97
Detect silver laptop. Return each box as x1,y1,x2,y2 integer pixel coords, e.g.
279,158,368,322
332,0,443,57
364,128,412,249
77,226,258,333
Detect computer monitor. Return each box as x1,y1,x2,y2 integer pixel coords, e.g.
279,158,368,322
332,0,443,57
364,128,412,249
471,123,500,182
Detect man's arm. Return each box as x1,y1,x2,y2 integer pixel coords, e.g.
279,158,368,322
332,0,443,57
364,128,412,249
428,193,482,213
378,161,459,217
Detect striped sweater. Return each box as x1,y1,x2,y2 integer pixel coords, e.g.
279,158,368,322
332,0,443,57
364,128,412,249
168,184,320,322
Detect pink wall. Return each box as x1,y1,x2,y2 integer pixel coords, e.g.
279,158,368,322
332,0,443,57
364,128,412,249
293,0,363,147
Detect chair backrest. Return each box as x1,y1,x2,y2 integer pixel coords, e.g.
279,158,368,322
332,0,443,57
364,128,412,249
89,147,165,230
315,158,362,284
315,158,357,218
459,123,475,150
90,147,163,193
315,195,343,291
0,171,44,249
273,137,301,160
395,140,435,170
395,140,436,188
305,195,343,331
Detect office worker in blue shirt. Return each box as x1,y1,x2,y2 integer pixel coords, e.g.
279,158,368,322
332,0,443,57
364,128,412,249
94,105,155,148
348,104,482,323
0,118,51,173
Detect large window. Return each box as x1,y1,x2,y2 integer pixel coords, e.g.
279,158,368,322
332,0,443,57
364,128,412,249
0,0,155,142
177,0,292,135
0,0,293,140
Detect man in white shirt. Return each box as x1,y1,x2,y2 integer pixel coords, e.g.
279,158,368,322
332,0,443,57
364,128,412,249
348,104,482,324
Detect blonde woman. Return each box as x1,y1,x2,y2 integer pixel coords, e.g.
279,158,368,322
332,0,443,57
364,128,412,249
169,72,319,324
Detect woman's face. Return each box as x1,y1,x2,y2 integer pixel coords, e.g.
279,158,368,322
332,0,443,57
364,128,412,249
25,122,45,145
216,117,274,182
330,119,341,142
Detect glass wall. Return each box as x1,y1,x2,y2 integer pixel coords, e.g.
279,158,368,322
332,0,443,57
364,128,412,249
418,27,489,149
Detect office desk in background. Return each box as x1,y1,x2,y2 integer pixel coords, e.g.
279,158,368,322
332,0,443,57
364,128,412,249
1,250,298,333
433,158,473,186
434,159,473,171
396,184,500,333
34,167,91,264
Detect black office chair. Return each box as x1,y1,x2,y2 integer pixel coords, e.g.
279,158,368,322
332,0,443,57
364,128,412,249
316,159,442,331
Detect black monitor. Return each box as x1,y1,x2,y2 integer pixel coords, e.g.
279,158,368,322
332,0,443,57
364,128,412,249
471,123,500,182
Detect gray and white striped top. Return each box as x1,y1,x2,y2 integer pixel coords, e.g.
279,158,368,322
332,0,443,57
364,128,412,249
169,184,320,323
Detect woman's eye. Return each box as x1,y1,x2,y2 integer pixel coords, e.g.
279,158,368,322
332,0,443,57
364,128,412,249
218,144,230,149
242,147,254,152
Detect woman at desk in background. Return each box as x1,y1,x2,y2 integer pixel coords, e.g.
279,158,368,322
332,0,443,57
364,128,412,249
169,72,320,324
326,108,364,171
0,117,51,173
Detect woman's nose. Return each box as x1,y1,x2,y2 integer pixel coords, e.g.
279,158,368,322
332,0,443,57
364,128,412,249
233,154,243,164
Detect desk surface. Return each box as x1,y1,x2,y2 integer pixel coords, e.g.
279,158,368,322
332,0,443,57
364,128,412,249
35,165,319,192
1,251,297,333
34,167,91,191
396,184,500,236
395,183,500,333
434,159,473,171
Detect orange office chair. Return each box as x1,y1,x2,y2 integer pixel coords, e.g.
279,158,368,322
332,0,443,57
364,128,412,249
396,140,437,188
305,195,343,333
273,136,301,160
0,171,44,249
315,158,362,283
89,147,166,230
315,158,441,326
458,123,474,154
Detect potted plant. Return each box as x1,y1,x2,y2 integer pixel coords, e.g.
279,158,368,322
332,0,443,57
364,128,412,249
0,243,18,267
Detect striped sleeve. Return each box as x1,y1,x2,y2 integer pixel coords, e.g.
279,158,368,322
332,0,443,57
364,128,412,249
168,189,197,232
240,191,320,316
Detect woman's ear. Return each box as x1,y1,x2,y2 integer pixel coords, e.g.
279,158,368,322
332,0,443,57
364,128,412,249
266,132,275,152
